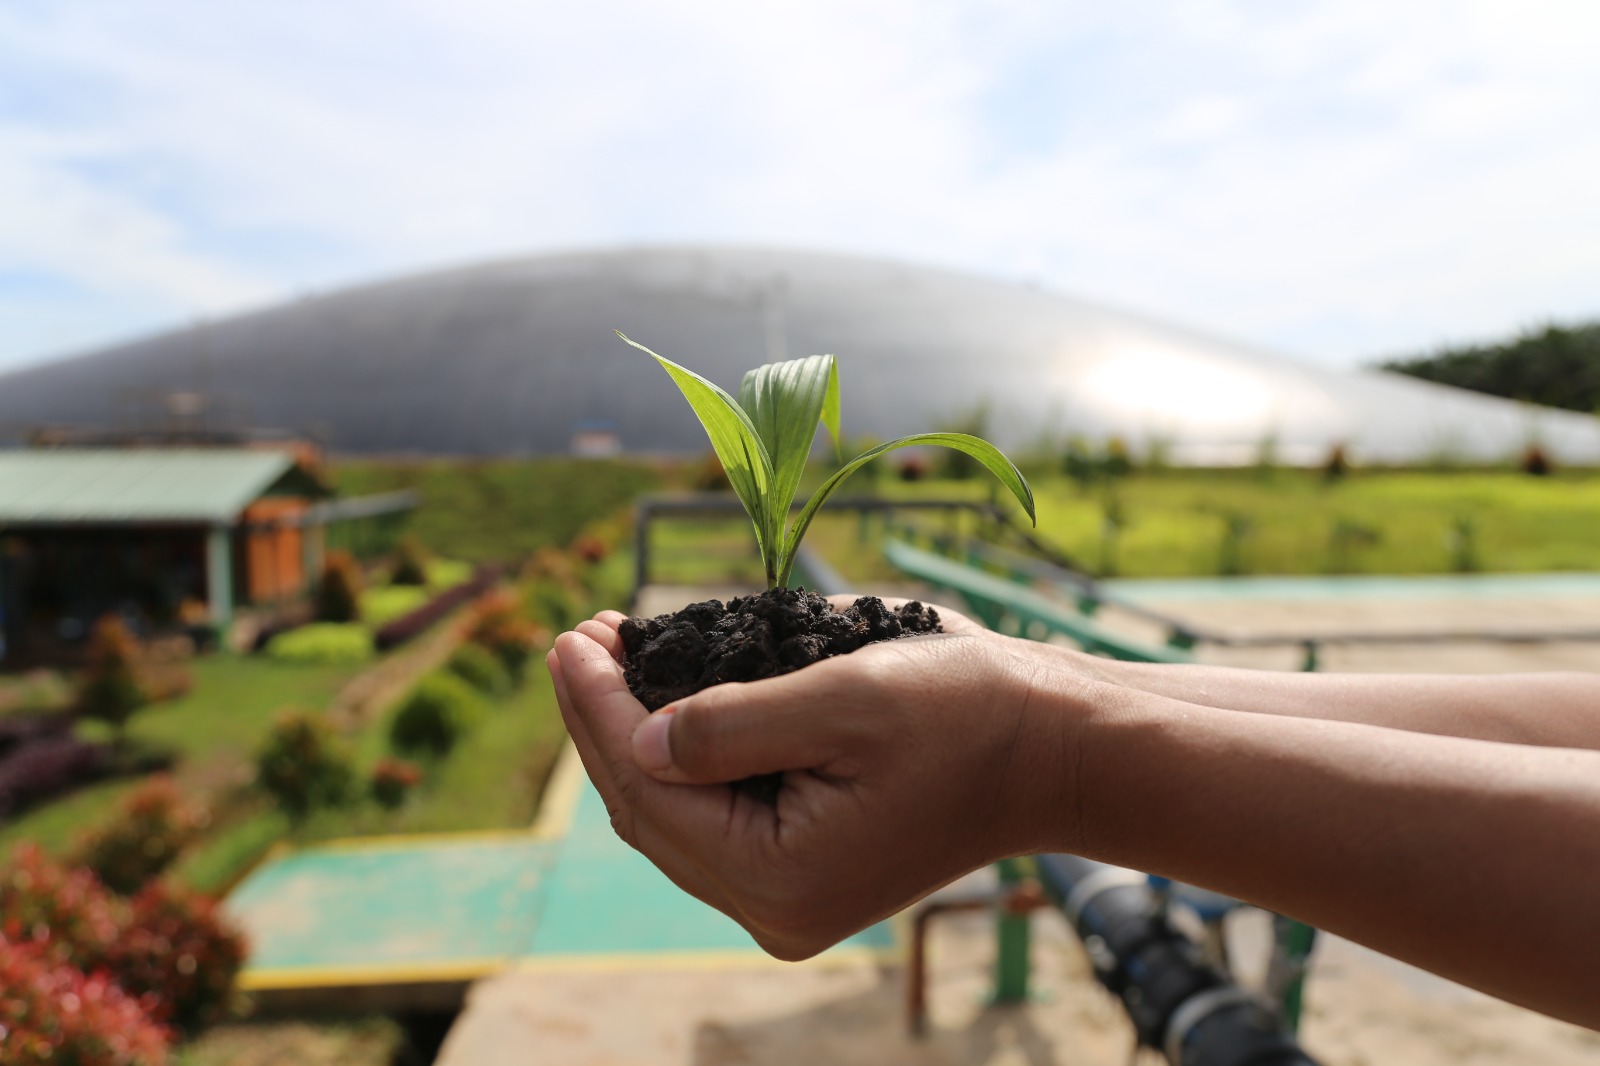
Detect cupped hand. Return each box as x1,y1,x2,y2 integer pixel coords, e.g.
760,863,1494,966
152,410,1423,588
548,597,1088,961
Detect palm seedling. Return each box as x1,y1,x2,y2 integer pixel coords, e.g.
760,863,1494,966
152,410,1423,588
620,332,1036,587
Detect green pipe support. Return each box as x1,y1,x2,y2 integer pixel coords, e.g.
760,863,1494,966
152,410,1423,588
993,857,1031,1004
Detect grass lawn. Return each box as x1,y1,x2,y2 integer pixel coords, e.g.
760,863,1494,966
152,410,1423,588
766,469,1600,581
0,655,362,858
298,668,566,842
332,457,663,563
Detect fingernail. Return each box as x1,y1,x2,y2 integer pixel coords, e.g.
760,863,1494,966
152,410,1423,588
633,707,676,772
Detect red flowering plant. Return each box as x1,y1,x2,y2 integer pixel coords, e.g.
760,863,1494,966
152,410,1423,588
0,845,121,969
0,845,247,1038
102,883,247,1035
370,757,423,810
0,935,169,1066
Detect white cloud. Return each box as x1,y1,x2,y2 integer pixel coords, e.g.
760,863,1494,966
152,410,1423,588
0,0,1597,368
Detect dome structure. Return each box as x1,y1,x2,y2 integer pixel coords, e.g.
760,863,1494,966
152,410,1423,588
2,245,1595,464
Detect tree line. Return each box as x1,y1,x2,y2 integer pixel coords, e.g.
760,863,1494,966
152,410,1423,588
1379,320,1600,414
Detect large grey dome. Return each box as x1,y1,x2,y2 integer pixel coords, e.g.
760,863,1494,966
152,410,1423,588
2,245,1596,463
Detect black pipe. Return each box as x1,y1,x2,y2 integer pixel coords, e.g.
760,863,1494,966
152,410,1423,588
1035,854,1319,1066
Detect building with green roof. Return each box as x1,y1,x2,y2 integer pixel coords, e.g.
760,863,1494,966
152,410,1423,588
0,449,408,663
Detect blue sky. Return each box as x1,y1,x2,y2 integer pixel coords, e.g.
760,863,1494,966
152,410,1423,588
2,0,1598,372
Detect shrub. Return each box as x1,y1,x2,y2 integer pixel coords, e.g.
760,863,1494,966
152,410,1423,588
446,642,512,697
466,591,545,680
1521,442,1553,476
314,551,365,623
361,586,431,628
0,847,246,1039
0,844,121,967
370,757,423,809
571,532,609,565
72,777,208,889
77,615,149,739
390,535,430,586
426,557,474,589
0,733,113,819
72,776,208,895
102,882,248,1034
370,570,496,652
0,935,170,1066
389,672,485,757
264,623,373,665
254,711,355,821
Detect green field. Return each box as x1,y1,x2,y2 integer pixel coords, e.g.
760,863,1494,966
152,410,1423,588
643,468,1600,584
332,457,663,563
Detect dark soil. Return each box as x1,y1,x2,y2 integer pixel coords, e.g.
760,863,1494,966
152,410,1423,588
619,587,942,801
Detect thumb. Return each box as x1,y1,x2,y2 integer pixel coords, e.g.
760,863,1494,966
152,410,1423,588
631,673,854,785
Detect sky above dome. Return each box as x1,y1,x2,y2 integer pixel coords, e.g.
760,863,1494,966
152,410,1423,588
3,1,1598,374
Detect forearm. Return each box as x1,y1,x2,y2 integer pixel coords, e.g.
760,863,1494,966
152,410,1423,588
1037,677,1600,1027
1046,643,1600,750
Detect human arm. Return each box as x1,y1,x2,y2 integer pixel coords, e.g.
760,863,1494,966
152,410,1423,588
550,611,1600,1029
1054,649,1600,750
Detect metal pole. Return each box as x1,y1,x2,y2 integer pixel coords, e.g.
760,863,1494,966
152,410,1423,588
205,524,233,635
993,857,1031,1003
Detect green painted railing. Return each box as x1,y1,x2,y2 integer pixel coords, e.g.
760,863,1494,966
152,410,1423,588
882,537,1192,664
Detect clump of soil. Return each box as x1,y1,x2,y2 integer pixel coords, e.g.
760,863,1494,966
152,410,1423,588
619,588,942,801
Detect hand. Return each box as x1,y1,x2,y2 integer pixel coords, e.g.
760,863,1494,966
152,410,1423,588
547,598,1084,961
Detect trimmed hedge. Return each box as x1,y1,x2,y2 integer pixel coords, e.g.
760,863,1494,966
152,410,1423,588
371,568,499,652
389,672,485,757
0,732,112,820
264,623,373,665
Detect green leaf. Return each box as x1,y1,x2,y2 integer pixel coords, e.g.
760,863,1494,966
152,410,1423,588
618,332,776,557
821,358,842,459
737,354,838,556
777,432,1035,586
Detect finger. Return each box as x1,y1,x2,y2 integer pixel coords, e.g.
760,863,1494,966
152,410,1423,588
549,650,740,917
632,659,870,785
553,630,739,837
593,609,628,630
576,618,626,661
548,647,628,820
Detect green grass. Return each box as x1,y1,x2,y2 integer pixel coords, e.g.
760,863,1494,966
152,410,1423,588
781,469,1600,580
297,673,565,841
332,457,664,563
1,656,362,858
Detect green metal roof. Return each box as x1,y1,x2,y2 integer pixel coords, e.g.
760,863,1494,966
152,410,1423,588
0,449,306,525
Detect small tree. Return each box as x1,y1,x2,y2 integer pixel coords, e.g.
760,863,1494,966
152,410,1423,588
77,616,149,744
390,536,430,587
314,551,364,623
72,776,208,895
254,711,354,822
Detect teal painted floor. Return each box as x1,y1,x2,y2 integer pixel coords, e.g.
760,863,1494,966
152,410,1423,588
228,769,892,986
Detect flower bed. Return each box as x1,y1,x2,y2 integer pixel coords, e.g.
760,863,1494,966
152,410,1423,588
370,567,500,652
